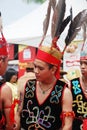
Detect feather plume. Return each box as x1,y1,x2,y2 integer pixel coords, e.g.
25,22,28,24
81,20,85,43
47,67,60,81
50,0,56,11
82,21,87,42
59,7,72,35
51,0,66,39
40,0,52,45
81,21,87,50
54,0,66,38
59,15,71,36
0,12,3,32
65,9,87,46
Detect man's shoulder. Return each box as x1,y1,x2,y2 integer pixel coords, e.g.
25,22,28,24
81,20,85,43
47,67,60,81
1,83,10,91
57,79,67,86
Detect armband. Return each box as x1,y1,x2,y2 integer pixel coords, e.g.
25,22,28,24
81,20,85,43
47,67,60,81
60,111,75,127
60,111,75,119
83,119,87,130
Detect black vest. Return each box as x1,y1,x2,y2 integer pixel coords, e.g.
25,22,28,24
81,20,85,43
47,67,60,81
20,79,66,130
71,78,87,130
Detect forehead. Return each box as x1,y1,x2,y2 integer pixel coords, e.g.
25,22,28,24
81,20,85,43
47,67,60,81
34,59,48,67
80,59,87,63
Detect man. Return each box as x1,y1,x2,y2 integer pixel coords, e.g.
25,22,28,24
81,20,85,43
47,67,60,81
16,0,75,128
0,32,8,129
16,45,74,130
18,62,36,110
1,68,19,130
18,62,36,88
0,33,8,76
70,48,87,130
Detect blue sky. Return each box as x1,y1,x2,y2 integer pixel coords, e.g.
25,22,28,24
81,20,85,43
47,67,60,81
0,0,40,26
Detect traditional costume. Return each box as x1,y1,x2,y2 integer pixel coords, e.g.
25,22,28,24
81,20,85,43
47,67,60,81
20,0,77,129
70,47,87,130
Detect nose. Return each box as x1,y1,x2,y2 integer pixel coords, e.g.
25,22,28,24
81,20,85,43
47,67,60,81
34,67,39,74
81,63,86,69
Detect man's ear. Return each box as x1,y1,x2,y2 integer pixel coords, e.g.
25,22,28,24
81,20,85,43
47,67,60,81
51,66,57,74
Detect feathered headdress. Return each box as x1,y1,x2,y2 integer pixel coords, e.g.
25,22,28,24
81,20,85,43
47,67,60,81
0,12,8,57
36,0,71,79
0,12,3,32
36,0,87,79
64,9,87,60
65,9,87,51
40,0,71,49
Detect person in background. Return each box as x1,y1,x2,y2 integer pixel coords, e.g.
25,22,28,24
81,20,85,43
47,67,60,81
70,48,87,130
18,62,36,113
18,62,36,88
0,76,5,86
0,68,19,130
0,31,8,129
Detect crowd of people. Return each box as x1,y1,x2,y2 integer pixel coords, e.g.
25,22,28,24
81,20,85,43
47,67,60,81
0,0,87,130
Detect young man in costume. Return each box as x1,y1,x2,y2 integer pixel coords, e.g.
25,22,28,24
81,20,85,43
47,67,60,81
16,0,76,129
16,44,74,130
0,31,8,130
70,47,87,130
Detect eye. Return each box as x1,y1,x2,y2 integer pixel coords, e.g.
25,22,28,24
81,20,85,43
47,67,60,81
38,67,44,70
85,62,87,65
34,64,36,68
80,61,82,65
80,61,87,65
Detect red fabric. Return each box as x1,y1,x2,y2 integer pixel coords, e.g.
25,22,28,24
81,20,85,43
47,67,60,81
0,32,8,57
80,56,87,60
83,119,87,130
60,111,75,127
0,115,5,129
36,49,61,79
9,99,20,124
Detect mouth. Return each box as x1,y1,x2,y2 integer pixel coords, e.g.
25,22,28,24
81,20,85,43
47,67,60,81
35,75,40,79
81,70,85,74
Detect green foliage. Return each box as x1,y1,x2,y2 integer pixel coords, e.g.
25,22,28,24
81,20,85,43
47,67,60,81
24,0,46,3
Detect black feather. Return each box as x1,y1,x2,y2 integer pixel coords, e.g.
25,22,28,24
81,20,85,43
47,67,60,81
54,0,66,38
65,9,87,45
59,15,71,35
59,7,72,35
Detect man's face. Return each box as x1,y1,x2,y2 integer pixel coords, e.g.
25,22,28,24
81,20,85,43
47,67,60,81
80,59,87,77
0,57,8,75
33,59,54,82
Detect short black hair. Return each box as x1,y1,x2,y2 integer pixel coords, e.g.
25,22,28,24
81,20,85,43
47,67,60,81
3,68,17,82
26,67,34,72
47,63,54,69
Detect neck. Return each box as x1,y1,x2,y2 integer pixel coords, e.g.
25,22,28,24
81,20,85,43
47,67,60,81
82,76,87,84
40,76,56,87
37,77,57,94
81,76,87,93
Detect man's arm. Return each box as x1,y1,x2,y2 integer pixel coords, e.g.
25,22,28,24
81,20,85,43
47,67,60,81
1,85,15,130
15,83,24,130
61,87,74,130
